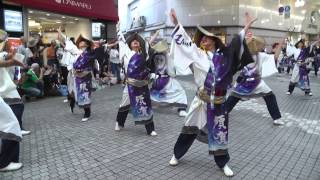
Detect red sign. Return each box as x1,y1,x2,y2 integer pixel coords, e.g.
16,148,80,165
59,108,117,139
10,0,118,21
7,38,22,53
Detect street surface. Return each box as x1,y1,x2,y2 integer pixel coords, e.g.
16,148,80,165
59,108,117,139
1,73,320,180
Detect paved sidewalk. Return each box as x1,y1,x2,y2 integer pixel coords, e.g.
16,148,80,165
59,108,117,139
1,73,320,180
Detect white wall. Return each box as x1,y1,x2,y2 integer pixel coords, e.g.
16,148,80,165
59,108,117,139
65,19,92,39
168,0,239,27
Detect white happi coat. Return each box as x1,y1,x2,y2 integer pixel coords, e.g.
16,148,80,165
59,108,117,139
170,24,245,129
0,52,22,141
60,34,82,94
287,44,302,83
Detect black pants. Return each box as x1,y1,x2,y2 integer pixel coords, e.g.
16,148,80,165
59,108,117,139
288,82,311,94
0,140,20,168
226,93,281,120
60,66,69,85
177,105,188,113
9,103,24,130
116,105,155,134
84,107,91,118
287,67,291,74
313,62,318,76
173,133,230,168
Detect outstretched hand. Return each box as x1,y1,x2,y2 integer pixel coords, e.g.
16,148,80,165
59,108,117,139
57,26,62,33
169,8,178,25
244,12,257,33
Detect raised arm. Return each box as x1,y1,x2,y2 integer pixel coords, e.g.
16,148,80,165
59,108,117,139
57,27,66,43
149,30,160,45
116,21,132,61
169,9,204,64
235,12,257,60
309,39,320,54
243,12,257,35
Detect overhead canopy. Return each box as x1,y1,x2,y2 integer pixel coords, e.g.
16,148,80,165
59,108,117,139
10,0,118,21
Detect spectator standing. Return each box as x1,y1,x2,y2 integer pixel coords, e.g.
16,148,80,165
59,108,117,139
109,45,121,83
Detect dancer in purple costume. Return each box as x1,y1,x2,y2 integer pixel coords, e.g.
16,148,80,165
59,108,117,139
226,36,285,126
148,36,188,117
167,9,256,177
114,22,157,136
286,38,320,96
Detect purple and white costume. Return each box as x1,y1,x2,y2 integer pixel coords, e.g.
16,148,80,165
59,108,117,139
115,31,155,132
231,52,278,98
73,50,94,108
170,23,253,167
149,49,187,110
287,43,315,94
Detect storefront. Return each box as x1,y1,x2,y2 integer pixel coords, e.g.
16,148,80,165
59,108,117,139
0,0,118,43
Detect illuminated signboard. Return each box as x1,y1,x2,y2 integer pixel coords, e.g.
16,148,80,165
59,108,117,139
4,9,23,32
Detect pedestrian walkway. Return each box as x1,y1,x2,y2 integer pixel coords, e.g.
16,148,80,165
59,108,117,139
1,74,319,180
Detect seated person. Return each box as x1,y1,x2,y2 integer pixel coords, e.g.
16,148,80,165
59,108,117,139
100,63,116,85
19,63,44,98
43,64,60,96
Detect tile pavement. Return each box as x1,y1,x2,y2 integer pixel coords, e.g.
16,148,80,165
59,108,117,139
1,73,320,180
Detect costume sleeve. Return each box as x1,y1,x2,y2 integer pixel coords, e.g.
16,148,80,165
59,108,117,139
228,29,254,75
117,31,131,63
170,24,204,75
286,44,300,60
259,53,278,78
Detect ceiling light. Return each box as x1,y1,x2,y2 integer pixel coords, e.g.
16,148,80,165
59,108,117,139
301,10,306,14
56,21,61,23
75,18,79,20
278,22,283,26
46,13,50,16
62,16,66,19
217,20,221,24
29,11,33,13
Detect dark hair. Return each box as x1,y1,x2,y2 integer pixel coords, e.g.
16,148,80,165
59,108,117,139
70,37,75,45
272,43,279,49
295,39,305,48
213,37,225,51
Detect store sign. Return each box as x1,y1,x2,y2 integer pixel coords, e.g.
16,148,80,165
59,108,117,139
10,0,118,21
284,6,290,19
92,23,101,38
54,0,92,10
4,10,23,32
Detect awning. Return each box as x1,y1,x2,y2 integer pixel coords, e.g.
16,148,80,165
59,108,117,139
10,0,118,21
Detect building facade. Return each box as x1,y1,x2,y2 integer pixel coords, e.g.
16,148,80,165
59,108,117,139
0,0,118,42
118,0,320,50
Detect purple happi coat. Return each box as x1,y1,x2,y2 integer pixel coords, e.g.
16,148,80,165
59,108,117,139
233,66,261,95
73,50,93,108
205,52,230,153
127,53,153,124
297,48,310,91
